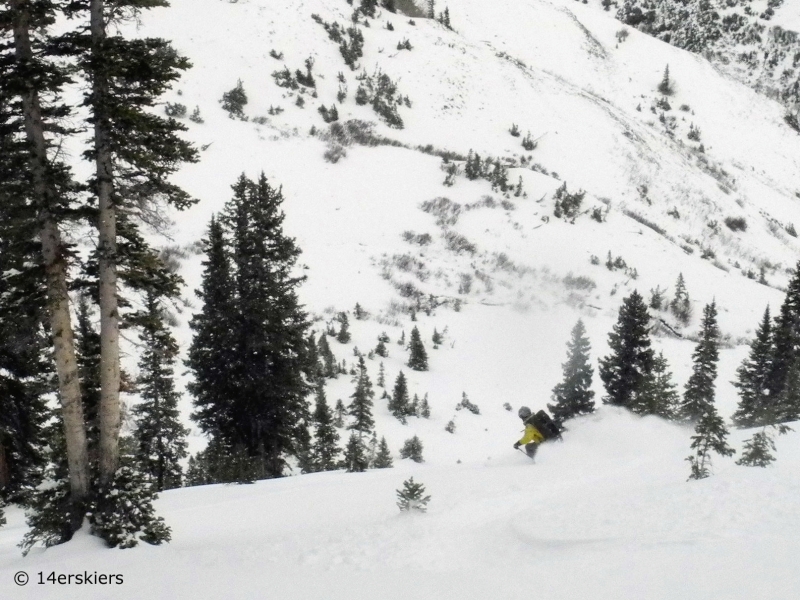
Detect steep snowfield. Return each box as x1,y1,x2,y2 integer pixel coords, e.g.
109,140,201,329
2,0,800,596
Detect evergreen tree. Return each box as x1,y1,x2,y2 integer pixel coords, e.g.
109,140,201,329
377,362,386,387
348,357,375,436
658,64,673,95
599,291,655,408
91,466,171,548
220,79,248,120
228,174,311,476
1,0,92,517
184,454,210,487
736,430,776,467
426,0,436,19
408,326,428,371
189,174,311,479
375,338,388,358
679,302,720,423
373,437,393,468
0,500,5,528
432,328,443,346
732,307,774,427
318,333,337,378
0,197,51,501
304,332,323,382
634,352,680,419
396,477,430,512
75,295,101,467
333,399,346,428
131,293,189,492
69,0,199,487
188,216,236,443
400,435,424,462
311,385,341,472
670,273,692,326
342,432,368,472
336,312,351,344
389,371,411,421
548,319,595,421
686,408,734,480
419,393,431,418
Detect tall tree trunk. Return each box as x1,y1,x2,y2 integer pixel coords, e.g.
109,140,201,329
90,0,121,486
0,441,9,491
10,0,91,509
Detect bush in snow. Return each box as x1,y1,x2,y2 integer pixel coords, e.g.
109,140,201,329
189,106,204,123
91,466,171,549
396,477,430,512
318,104,339,123
220,79,248,120
724,216,747,232
164,102,187,118
445,419,455,433
509,123,520,137
521,132,537,151
456,391,480,415
397,38,413,51
553,182,585,221
19,478,76,556
400,435,424,462
324,142,347,163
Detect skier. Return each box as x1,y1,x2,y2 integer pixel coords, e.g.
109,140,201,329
513,406,545,459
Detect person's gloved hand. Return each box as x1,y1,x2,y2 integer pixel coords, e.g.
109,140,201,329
513,442,521,449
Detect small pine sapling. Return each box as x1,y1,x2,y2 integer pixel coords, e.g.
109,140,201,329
396,477,430,512
334,399,346,428
399,435,424,462
445,419,456,433
521,132,537,151
375,337,388,358
189,106,204,123
670,273,692,326
432,328,443,347
509,123,520,137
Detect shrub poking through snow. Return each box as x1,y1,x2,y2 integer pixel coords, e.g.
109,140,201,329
189,106,204,123
397,38,413,50
521,132,537,151
164,102,187,118
456,391,480,414
400,435,424,462
318,104,339,123
553,182,586,221
737,424,791,467
724,216,747,232
509,123,520,137
396,477,430,512
220,79,248,119
91,466,171,549
445,419,456,433
354,70,407,128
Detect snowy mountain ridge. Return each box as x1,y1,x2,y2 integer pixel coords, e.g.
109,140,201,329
2,0,800,598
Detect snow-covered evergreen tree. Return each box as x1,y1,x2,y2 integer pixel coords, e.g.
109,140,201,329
311,384,341,472
333,399,346,428
670,273,692,326
679,302,720,423
549,319,595,421
400,435,424,462
419,393,431,418
408,326,428,371
377,362,386,387
342,433,368,472
132,293,189,492
348,357,375,436
318,334,338,378
634,351,680,419
336,312,351,344
389,371,411,421
733,307,774,427
396,477,430,512
686,409,735,480
599,291,655,409
91,466,171,548
372,437,393,468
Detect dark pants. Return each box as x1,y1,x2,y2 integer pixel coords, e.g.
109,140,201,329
525,442,539,459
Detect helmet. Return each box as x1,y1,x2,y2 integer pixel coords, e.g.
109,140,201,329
518,406,531,420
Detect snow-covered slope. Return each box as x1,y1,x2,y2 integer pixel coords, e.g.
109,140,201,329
2,0,800,597
2,408,800,599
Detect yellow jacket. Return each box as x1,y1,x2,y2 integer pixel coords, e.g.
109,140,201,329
518,424,545,445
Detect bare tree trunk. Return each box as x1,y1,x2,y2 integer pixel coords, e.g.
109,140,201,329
89,0,121,487
10,0,91,510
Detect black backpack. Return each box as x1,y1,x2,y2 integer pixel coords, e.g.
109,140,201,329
527,410,561,441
